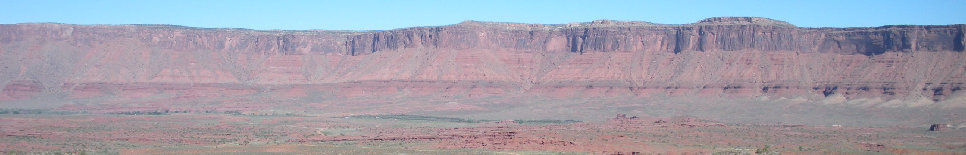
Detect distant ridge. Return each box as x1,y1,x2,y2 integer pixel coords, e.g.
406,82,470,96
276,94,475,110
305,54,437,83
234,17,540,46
0,17,963,102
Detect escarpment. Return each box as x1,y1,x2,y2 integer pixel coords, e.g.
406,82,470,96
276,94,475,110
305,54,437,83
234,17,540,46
1,17,964,101
346,19,964,55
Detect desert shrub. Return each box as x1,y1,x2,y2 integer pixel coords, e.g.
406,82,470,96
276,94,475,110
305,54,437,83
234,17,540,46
514,119,581,125
755,145,771,154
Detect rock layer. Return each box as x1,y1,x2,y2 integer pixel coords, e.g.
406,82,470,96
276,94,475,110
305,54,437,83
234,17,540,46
1,17,964,101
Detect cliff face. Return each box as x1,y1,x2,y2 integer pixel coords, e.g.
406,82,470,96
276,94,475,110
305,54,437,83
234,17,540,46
1,17,964,101
346,17,965,55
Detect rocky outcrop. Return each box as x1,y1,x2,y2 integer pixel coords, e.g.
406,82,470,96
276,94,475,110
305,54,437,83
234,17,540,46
343,17,965,55
0,17,964,101
6,17,960,56
929,124,949,131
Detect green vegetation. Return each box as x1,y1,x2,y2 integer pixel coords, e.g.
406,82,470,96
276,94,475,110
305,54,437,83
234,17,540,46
2,150,92,155
711,150,750,155
0,109,77,115
343,114,581,125
108,110,247,115
513,119,581,125
320,128,360,137
110,110,189,115
755,145,771,154
222,110,243,115
345,114,490,123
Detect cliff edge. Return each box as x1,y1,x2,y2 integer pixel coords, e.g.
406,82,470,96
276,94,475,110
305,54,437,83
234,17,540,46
1,17,964,101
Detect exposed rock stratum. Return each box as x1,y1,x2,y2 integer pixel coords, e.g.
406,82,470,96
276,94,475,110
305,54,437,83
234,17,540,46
1,17,964,103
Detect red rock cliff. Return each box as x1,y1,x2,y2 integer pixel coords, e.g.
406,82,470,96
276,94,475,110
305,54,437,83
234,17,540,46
0,17,963,100
346,17,964,55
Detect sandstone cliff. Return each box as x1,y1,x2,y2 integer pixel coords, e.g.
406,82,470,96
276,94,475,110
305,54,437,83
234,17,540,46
346,17,964,55
0,17,964,101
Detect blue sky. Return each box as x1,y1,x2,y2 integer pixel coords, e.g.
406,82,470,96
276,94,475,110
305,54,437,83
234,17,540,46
2,0,964,30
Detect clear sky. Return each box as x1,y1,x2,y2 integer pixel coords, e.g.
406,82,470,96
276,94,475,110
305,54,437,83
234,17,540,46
2,0,964,30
